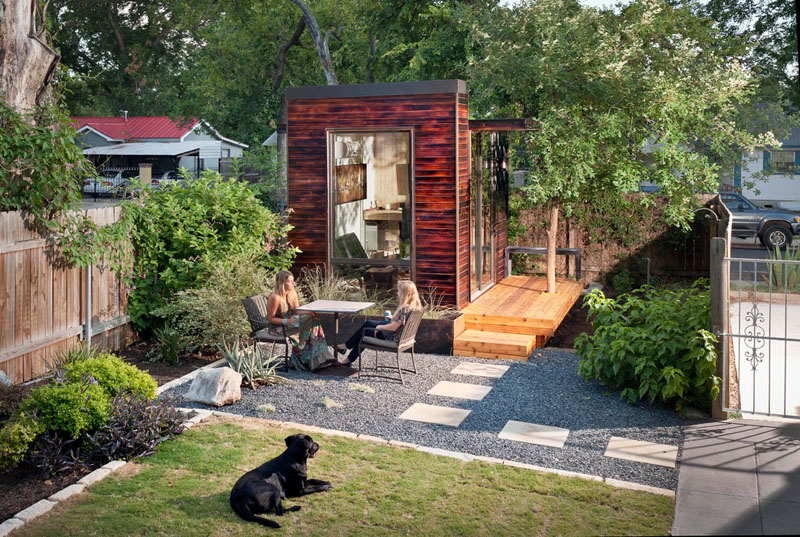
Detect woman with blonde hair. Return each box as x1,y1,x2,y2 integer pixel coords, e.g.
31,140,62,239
344,280,422,364
266,270,336,371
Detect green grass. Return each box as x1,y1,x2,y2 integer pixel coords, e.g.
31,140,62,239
15,420,674,536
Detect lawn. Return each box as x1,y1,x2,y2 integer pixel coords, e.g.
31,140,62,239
14,417,674,536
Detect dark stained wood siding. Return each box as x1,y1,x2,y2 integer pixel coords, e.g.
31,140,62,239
287,93,460,306
456,93,470,309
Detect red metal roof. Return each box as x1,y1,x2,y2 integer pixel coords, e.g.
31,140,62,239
71,116,199,141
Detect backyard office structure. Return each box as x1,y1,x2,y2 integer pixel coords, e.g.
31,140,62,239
284,80,582,359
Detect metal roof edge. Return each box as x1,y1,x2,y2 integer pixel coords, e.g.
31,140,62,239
286,79,467,100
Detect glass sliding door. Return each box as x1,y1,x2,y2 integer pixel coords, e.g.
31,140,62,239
329,130,413,294
470,132,505,300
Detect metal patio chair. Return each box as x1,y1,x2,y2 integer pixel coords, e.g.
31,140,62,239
241,294,291,371
357,309,423,384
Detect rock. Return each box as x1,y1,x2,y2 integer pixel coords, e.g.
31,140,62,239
0,370,11,386
184,367,242,407
14,499,55,522
581,282,604,296
684,406,710,420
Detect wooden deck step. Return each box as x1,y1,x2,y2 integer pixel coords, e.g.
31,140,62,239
453,329,535,361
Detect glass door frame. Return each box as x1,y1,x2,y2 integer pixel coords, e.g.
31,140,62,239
325,127,416,280
470,132,496,302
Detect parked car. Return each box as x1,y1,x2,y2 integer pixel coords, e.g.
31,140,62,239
150,170,182,191
721,192,800,249
83,169,138,197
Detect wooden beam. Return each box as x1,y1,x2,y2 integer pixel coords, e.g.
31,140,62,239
468,119,537,132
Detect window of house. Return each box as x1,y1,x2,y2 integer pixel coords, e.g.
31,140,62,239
222,148,231,158
766,150,797,174
329,130,413,284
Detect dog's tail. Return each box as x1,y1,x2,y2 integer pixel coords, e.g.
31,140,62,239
231,501,280,528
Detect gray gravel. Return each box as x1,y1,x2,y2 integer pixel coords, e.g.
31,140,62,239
163,348,685,490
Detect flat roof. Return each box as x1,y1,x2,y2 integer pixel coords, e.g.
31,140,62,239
287,79,467,100
83,141,221,158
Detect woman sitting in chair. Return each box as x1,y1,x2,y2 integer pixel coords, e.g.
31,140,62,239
267,270,337,371
344,280,422,364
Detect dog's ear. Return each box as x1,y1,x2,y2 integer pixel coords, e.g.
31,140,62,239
285,435,296,447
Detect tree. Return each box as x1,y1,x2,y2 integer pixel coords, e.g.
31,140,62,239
0,0,60,113
471,0,775,293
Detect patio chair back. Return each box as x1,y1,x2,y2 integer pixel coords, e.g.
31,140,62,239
398,309,424,346
241,294,271,335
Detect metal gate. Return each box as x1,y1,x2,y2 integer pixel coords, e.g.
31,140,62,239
721,251,800,418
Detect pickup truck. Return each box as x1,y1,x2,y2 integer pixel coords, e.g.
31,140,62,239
720,192,800,249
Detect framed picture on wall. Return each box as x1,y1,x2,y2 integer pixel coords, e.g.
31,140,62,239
335,164,367,204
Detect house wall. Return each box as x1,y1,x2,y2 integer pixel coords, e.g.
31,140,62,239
740,150,800,211
287,91,465,307
77,130,115,148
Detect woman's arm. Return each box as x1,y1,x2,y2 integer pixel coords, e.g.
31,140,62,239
291,290,319,319
267,294,297,326
376,319,402,332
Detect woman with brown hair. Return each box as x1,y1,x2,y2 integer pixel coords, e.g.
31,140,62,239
266,270,337,371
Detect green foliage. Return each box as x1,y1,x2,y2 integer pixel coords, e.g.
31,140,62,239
125,170,297,332
611,270,636,294
0,413,43,470
154,252,276,349
151,325,184,365
0,100,134,273
762,246,800,292
20,382,111,439
46,343,105,373
64,355,158,399
575,279,720,411
220,338,284,390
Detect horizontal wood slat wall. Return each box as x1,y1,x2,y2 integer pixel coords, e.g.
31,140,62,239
456,93,471,310
287,93,461,306
0,208,135,384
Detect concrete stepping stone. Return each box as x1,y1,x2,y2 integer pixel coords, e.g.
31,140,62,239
604,436,678,468
398,403,471,427
427,381,492,401
498,420,570,448
450,362,509,378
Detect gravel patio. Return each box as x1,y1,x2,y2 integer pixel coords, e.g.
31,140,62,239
163,349,685,490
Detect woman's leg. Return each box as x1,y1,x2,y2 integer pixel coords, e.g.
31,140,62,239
347,320,387,363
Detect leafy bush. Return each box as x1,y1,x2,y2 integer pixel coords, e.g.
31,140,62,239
86,393,185,463
28,430,88,479
20,381,111,439
611,269,635,294
65,355,157,399
221,339,284,389
575,279,719,411
153,253,275,349
0,413,42,469
151,325,184,365
126,170,298,332
45,343,105,373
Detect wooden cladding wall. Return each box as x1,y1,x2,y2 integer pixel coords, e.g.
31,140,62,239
456,93,471,309
287,93,461,305
0,208,135,384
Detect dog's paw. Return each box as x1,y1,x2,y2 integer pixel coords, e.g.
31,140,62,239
321,484,333,491
288,505,302,512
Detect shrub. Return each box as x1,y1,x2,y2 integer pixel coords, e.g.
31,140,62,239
153,253,276,349
86,393,185,463
151,324,184,365
0,413,42,470
45,343,105,373
20,381,111,439
126,170,298,332
28,430,88,479
221,338,284,389
575,279,719,411
64,354,157,399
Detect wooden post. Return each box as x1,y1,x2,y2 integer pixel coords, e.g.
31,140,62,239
710,237,728,419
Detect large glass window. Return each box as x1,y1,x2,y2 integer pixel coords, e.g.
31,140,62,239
329,130,413,285
767,150,797,174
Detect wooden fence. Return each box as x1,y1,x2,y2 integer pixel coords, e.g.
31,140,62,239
0,207,135,384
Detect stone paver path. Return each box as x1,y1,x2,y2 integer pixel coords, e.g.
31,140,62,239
427,380,493,401
672,419,800,535
498,420,570,448
397,403,471,427
604,436,679,468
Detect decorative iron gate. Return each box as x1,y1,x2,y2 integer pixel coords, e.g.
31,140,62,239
721,251,800,418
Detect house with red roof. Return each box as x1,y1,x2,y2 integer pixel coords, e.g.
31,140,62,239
72,116,247,175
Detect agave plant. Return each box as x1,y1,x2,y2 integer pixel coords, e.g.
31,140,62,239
762,245,800,292
219,338,284,389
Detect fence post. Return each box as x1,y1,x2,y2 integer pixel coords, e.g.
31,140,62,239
710,237,727,420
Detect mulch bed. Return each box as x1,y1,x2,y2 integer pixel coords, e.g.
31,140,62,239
0,341,219,522
545,300,593,349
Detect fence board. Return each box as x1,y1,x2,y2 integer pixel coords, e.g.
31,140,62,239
0,208,135,383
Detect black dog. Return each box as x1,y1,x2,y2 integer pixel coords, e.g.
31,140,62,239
229,434,332,528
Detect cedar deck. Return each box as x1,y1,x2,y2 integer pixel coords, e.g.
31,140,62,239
454,276,583,360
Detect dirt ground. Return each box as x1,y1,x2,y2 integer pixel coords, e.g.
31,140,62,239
0,342,218,522
545,300,594,349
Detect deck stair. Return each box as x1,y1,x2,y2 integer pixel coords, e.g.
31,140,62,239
454,276,583,361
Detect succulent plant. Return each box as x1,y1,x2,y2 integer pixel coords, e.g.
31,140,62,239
220,338,284,389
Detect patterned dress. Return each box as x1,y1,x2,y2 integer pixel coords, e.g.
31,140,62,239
270,310,333,371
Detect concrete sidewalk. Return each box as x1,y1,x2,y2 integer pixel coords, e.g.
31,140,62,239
673,420,800,535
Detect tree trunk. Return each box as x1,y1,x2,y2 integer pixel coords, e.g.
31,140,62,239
289,0,338,85
0,0,60,113
546,202,559,294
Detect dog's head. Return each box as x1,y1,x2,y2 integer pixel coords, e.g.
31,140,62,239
284,434,320,459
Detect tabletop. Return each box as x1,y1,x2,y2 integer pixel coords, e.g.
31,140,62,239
296,300,374,314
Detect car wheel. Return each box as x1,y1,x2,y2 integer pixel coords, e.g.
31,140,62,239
761,224,792,250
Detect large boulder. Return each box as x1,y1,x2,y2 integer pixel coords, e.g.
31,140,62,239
184,367,242,407
0,370,11,387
